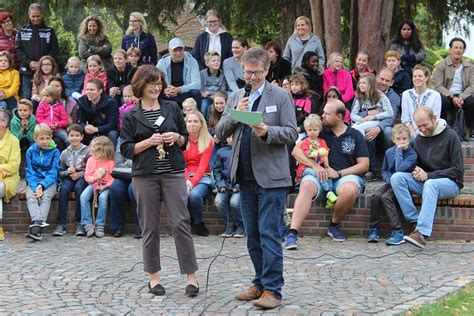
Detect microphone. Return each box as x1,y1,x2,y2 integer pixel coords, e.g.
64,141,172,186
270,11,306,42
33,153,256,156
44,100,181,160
244,84,252,98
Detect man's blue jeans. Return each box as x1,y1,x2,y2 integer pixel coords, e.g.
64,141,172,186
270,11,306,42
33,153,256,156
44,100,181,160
239,180,285,299
391,172,459,236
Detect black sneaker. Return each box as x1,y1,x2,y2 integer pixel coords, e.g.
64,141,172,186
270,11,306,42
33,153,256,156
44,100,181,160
133,230,142,239
233,225,246,238
220,225,234,238
38,220,50,228
195,222,209,236
28,221,42,235
75,223,86,236
364,172,376,182
52,225,66,236
25,232,43,241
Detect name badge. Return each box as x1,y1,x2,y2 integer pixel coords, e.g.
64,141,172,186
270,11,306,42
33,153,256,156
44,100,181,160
266,105,277,113
155,116,165,126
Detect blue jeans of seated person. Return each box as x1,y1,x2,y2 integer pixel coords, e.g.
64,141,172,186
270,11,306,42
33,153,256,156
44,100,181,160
164,89,202,110
58,177,88,225
80,184,110,226
201,97,212,119
187,175,213,225
391,172,459,237
83,129,118,146
215,190,242,228
239,180,285,299
53,129,69,146
21,73,33,100
301,168,332,192
0,96,17,111
109,178,139,231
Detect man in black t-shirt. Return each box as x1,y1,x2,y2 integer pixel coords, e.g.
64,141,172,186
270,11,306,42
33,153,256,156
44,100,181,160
286,100,369,247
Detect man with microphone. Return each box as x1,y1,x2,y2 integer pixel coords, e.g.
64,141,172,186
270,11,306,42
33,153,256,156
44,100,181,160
216,48,297,309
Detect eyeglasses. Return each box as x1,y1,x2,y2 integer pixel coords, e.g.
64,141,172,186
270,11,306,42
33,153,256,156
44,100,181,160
129,20,140,23
147,82,163,87
41,63,52,66
207,20,219,24
244,70,265,77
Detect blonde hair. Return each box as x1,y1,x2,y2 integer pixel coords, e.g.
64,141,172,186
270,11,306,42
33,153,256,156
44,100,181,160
85,55,104,73
327,52,343,68
18,98,33,110
127,12,147,34
91,136,115,160
293,16,312,35
41,86,61,101
126,46,141,57
186,110,213,153
303,114,323,130
204,51,220,66
289,74,311,96
66,56,81,67
356,73,380,104
384,50,401,62
391,123,410,138
122,85,133,96
182,98,197,109
34,123,52,138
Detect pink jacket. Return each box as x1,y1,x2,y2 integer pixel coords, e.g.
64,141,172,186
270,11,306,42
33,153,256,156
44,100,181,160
323,68,355,103
82,71,108,94
118,102,136,130
84,156,115,189
36,100,69,131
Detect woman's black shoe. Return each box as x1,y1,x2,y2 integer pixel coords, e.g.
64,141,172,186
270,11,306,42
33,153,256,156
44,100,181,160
148,282,165,296
113,229,123,238
195,222,209,236
185,283,199,297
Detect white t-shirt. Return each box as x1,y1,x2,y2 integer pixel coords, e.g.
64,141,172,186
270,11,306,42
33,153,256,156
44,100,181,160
449,65,464,95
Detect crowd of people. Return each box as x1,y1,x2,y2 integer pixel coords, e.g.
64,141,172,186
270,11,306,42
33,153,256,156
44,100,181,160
0,3,472,308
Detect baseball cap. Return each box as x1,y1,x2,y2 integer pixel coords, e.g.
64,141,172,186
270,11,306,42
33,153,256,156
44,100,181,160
169,38,184,50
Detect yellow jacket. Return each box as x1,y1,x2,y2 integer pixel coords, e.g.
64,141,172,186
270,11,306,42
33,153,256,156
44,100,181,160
0,129,20,202
0,68,20,100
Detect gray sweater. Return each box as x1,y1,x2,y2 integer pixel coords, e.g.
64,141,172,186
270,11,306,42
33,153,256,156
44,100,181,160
283,33,325,68
200,69,228,95
59,144,90,179
223,57,244,93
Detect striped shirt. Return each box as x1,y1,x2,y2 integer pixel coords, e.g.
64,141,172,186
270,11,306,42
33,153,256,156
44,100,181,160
142,108,181,174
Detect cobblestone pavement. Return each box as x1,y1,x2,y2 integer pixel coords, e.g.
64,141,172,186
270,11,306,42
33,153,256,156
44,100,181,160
1,233,474,315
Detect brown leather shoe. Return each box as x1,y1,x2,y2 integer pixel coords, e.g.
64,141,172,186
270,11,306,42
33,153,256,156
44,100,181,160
235,285,263,301
404,230,426,249
253,290,282,309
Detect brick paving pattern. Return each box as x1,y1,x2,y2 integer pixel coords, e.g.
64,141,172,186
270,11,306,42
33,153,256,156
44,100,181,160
1,233,473,315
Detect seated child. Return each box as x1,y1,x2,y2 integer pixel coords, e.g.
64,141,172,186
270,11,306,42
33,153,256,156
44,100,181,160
53,124,90,237
10,99,36,147
290,74,318,141
36,86,70,147
367,124,417,245
350,73,393,136
294,114,337,208
82,55,108,95
126,47,141,68
213,135,244,238
200,51,227,117
118,85,137,130
0,51,20,110
182,97,198,118
62,56,85,100
25,124,61,241
80,136,115,238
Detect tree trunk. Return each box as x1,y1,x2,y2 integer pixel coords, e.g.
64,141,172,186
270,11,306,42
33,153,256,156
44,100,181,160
309,0,324,40
358,0,394,70
349,0,359,70
323,0,341,60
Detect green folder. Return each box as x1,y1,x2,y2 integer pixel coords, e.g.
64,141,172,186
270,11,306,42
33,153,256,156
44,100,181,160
230,109,263,125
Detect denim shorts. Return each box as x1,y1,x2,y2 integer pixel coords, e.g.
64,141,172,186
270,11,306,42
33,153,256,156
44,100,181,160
301,169,365,201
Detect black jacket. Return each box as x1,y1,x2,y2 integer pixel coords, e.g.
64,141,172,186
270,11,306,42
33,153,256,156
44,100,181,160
106,64,137,90
15,22,59,74
120,100,188,176
77,93,118,134
266,57,291,84
414,122,464,189
192,31,233,70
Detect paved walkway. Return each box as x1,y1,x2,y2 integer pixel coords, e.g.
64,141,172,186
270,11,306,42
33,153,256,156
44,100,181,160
1,233,474,315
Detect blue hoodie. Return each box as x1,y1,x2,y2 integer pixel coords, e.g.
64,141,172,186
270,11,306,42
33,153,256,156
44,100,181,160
25,140,60,191
62,69,85,97
157,51,201,93
381,145,417,185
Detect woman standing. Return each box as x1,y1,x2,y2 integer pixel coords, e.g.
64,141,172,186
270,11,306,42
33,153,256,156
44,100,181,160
0,12,19,69
223,37,248,93
401,65,441,138
192,9,233,70
265,40,291,85
389,21,425,76
120,65,199,297
283,16,325,69
78,16,113,70
121,12,158,65
184,110,214,236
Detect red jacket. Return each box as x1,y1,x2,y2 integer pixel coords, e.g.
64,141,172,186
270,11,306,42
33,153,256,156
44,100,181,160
0,28,19,69
36,100,69,131
184,137,213,187
323,67,354,103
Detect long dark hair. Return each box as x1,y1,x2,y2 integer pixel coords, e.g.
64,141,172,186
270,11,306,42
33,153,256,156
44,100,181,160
392,20,424,52
49,76,68,100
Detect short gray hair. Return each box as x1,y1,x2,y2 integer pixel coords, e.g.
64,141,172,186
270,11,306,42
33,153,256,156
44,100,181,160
241,48,270,71
0,110,11,126
28,3,43,13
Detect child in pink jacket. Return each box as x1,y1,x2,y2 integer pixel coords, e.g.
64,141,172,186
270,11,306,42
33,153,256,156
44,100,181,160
82,55,108,95
118,85,137,130
36,86,69,145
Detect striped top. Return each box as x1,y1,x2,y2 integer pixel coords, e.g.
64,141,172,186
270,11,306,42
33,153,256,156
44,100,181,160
142,108,181,174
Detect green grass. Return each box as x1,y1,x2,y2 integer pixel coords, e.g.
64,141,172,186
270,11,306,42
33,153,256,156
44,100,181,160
408,283,474,315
